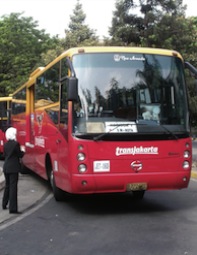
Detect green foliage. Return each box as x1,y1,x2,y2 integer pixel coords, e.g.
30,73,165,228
0,0,197,128
109,0,197,128
63,0,99,48
109,0,187,46
0,12,57,96
37,40,65,67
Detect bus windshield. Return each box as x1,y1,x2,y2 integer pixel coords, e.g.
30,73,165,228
72,52,189,137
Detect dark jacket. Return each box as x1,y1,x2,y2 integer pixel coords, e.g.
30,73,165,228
3,140,24,174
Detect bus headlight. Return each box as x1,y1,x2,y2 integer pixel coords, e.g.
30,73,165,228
78,164,87,173
77,152,86,161
183,161,190,169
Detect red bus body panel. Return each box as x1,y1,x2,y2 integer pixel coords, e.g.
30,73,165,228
0,130,5,156
68,138,191,194
15,111,191,194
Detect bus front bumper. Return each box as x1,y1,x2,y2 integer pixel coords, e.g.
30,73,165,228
70,171,191,194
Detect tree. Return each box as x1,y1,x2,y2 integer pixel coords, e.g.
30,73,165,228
0,12,57,95
109,0,197,128
109,0,142,45
37,39,65,67
181,17,197,66
64,0,99,48
109,0,187,46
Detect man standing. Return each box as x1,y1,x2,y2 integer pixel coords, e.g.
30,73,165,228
2,127,24,214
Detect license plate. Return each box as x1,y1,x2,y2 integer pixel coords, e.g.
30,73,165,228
126,183,147,191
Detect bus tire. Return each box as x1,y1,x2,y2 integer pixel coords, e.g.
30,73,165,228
50,170,64,201
132,190,145,200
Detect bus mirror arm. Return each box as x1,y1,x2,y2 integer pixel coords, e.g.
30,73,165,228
66,57,76,77
185,62,197,79
60,58,78,101
64,57,78,101
185,62,197,94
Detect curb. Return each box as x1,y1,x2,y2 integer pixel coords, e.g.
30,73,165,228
192,160,197,179
191,170,197,179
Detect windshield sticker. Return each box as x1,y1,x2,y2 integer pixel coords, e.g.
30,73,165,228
114,54,145,62
116,146,158,156
105,122,137,133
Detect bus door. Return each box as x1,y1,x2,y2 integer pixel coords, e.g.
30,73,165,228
23,86,37,172
55,82,69,187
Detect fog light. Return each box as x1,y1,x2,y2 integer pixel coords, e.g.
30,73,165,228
183,177,187,182
81,180,87,186
78,164,87,173
183,161,190,169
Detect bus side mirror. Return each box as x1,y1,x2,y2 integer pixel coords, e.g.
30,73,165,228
67,77,78,101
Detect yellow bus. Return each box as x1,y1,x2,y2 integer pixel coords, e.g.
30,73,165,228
0,96,12,156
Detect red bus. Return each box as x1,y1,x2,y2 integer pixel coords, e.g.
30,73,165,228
11,47,197,200
0,96,12,157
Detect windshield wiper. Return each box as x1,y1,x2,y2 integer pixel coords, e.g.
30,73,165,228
158,124,178,140
137,121,178,140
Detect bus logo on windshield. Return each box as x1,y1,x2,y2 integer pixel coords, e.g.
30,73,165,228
114,54,145,62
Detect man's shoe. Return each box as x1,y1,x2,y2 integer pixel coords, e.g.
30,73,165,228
9,211,22,214
2,206,7,210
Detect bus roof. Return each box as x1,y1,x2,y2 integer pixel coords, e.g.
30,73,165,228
60,46,182,59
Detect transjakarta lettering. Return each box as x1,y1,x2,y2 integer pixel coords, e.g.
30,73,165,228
116,146,158,156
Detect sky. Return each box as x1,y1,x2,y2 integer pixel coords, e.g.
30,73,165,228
0,0,196,39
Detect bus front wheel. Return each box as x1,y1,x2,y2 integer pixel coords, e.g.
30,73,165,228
50,170,64,201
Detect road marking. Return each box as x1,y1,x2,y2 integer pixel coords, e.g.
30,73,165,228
0,193,53,231
191,178,197,183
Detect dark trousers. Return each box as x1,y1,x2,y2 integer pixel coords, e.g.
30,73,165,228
2,172,19,212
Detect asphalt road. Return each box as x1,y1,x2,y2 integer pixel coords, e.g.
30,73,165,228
0,141,196,255
1,180,197,255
